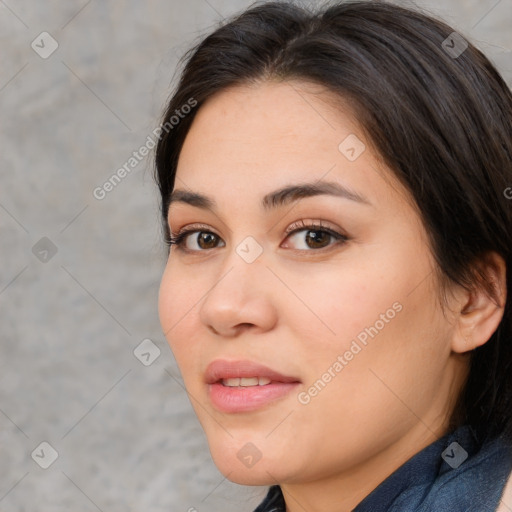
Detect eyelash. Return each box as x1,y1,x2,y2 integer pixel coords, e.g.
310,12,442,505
167,223,214,248
167,220,348,253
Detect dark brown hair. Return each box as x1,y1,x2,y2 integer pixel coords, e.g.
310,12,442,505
154,0,512,444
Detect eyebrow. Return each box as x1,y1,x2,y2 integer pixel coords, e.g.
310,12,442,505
167,180,371,214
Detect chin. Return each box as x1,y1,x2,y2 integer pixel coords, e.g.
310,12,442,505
211,454,280,486
206,434,300,486
224,468,276,486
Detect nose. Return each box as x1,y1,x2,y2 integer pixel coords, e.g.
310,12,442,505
199,250,278,338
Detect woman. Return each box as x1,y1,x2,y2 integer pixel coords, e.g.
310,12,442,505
154,1,512,510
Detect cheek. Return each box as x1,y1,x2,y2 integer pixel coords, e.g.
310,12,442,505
158,262,201,366
282,285,448,471
158,264,176,336
158,259,201,327
297,274,445,417
285,246,445,403
276,258,401,354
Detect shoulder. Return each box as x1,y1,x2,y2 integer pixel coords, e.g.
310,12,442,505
496,471,512,512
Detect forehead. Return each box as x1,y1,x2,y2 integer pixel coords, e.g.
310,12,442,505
175,80,409,213
179,80,357,161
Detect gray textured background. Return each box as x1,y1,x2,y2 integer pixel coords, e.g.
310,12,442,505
0,0,510,511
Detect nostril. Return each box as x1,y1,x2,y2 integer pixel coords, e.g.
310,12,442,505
208,322,254,336
235,323,257,335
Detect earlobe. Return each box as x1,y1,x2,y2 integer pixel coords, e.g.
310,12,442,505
451,252,507,354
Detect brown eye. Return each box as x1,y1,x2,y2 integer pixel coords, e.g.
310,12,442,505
283,225,348,251
304,230,330,248
168,228,225,251
196,232,219,249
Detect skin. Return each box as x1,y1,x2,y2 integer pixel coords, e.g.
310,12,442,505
158,80,506,512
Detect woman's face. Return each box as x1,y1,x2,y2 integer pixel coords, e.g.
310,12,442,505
158,81,467,488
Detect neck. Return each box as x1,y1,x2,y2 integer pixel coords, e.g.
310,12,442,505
280,353,470,512
281,414,452,512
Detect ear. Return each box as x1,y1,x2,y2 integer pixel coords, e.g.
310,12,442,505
451,252,507,354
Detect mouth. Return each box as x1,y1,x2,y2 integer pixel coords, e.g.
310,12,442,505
205,359,301,413
221,376,273,387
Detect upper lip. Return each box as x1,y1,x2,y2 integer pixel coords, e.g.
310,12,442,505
205,359,300,384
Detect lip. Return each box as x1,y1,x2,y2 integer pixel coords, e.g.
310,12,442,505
205,359,301,413
205,359,299,384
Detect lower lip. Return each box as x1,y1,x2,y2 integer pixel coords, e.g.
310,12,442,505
208,382,299,413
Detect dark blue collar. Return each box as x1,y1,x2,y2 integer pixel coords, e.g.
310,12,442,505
253,425,512,512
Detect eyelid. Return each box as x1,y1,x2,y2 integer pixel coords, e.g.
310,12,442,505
173,222,215,237
168,222,223,251
284,219,344,236
281,220,348,251
168,219,348,252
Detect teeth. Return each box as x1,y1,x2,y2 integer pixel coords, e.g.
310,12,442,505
240,377,259,386
221,377,272,387
223,378,240,387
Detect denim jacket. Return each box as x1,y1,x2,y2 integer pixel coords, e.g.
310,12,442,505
253,425,512,512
